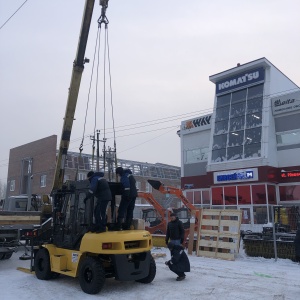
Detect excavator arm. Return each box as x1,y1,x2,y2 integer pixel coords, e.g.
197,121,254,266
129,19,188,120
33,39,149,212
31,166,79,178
148,179,199,217
137,191,167,220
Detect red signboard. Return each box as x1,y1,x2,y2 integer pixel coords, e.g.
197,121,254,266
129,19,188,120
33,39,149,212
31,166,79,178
281,172,300,178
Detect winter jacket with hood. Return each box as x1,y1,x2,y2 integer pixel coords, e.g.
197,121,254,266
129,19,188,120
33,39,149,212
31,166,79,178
86,172,112,201
119,169,138,199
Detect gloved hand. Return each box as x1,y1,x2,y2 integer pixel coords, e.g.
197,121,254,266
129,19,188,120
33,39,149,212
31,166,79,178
180,238,184,244
165,260,170,266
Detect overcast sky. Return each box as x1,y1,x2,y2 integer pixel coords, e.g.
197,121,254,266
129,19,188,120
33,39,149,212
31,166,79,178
0,0,300,184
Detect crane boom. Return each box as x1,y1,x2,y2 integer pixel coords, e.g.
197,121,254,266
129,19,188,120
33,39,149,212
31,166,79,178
52,0,96,190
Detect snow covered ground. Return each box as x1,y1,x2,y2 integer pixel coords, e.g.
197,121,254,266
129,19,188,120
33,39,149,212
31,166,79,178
0,245,299,300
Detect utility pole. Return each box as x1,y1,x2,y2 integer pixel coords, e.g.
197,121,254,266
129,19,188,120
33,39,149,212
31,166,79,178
96,130,100,172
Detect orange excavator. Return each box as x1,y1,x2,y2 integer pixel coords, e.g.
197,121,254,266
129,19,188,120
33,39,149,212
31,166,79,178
137,191,170,235
139,180,200,244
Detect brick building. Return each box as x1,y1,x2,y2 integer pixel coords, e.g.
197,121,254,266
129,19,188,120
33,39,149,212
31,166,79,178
7,135,181,217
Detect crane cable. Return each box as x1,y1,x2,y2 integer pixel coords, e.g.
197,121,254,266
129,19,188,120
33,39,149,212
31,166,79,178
78,0,117,177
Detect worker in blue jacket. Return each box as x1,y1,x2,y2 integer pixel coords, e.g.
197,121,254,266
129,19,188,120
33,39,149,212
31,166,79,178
115,167,138,230
84,171,112,233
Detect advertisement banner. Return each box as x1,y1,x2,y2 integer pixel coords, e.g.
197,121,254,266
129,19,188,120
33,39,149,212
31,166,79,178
272,90,300,115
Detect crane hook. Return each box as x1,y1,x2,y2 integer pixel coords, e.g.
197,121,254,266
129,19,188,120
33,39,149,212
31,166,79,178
98,0,109,26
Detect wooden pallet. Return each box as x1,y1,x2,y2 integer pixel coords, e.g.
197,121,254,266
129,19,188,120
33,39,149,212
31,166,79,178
196,209,242,260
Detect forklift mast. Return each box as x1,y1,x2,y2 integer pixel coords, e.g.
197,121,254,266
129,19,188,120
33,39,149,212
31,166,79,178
52,0,109,191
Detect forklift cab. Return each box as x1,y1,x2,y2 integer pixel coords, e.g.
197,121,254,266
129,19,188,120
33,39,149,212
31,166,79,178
51,180,122,250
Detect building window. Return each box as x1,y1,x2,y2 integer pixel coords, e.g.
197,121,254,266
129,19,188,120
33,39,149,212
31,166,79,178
78,173,86,181
10,180,15,191
185,147,209,163
64,174,70,182
279,185,300,201
212,84,263,163
276,129,300,146
40,175,46,188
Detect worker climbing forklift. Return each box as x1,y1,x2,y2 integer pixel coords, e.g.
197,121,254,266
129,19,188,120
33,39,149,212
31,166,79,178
30,0,156,295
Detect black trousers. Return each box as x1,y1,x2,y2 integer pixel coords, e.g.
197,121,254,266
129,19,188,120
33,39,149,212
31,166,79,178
94,199,109,230
117,196,136,225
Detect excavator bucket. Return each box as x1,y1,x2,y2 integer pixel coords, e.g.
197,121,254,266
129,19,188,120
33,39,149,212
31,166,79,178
147,180,163,191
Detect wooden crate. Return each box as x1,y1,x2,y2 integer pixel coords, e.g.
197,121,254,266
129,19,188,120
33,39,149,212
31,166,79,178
196,209,242,260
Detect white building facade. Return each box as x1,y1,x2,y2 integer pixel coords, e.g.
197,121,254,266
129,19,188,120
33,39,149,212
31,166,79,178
180,58,300,231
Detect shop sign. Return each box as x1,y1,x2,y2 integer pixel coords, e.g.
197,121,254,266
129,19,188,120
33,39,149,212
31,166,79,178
181,114,212,131
214,168,258,184
216,67,265,95
272,90,300,115
281,171,300,178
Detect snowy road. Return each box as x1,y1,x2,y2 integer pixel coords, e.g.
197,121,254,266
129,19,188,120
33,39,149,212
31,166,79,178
0,247,299,300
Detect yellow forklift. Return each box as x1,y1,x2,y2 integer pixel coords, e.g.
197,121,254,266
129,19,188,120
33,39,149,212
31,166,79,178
31,0,156,294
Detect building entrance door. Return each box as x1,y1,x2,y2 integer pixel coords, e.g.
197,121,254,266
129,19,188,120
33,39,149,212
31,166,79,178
238,206,253,225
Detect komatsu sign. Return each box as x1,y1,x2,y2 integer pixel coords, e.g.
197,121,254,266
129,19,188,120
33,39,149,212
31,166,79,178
216,67,265,94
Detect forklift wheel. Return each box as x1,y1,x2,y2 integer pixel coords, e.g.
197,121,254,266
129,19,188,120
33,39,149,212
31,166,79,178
34,248,52,280
79,257,106,294
136,255,156,284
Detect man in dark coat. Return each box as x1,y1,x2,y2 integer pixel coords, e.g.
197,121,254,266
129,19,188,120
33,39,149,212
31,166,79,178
84,171,112,233
115,167,138,230
165,212,185,246
165,242,190,281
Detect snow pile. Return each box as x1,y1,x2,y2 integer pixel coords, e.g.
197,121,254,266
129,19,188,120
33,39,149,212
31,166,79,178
0,246,299,300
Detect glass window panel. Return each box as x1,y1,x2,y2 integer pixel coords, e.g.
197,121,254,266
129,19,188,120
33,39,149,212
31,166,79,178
244,143,261,158
237,185,251,204
186,191,193,203
229,116,245,131
215,106,230,121
253,206,268,224
246,112,262,128
267,185,276,204
279,185,300,201
230,102,246,118
231,89,247,104
223,186,237,205
245,127,261,144
241,208,251,224
247,84,263,100
186,149,201,163
216,93,231,108
227,146,243,160
211,149,226,162
212,187,223,205
252,185,267,204
202,190,210,205
212,134,227,150
276,130,300,145
194,191,201,204
247,98,263,114
228,131,244,147
214,120,229,135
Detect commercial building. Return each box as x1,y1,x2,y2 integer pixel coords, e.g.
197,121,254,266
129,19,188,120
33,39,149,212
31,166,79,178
180,58,300,231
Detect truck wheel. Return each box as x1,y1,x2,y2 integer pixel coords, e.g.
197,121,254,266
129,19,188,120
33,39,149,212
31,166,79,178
4,252,13,259
79,257,105,294
136,255,156,284
34,248,52,280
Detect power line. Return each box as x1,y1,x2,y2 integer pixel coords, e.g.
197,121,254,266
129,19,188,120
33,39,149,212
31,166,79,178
0,0,29,31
